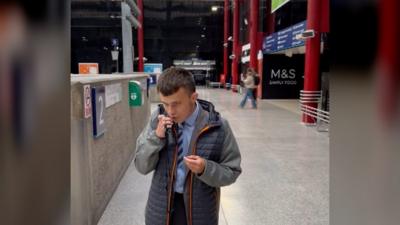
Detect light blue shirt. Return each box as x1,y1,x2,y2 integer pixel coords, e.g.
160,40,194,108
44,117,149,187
174,101,200,193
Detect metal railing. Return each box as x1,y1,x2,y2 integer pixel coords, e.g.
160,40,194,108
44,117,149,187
300,90,330,131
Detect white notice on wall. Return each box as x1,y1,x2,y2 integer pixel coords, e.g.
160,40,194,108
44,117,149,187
83,84,92,118
105,83,122,108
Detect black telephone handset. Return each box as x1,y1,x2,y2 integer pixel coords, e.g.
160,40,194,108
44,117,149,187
158,104,177,146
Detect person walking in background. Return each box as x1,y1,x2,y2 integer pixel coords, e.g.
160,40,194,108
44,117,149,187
249,68,260,103
239,67,257,109
135,67,242,225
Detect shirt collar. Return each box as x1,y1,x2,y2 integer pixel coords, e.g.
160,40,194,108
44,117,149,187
182,101,199,127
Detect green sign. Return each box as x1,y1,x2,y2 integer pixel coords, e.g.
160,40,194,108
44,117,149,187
271,0,290,13
129,80,143,107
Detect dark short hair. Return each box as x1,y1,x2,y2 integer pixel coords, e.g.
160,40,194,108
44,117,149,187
157,67,196,96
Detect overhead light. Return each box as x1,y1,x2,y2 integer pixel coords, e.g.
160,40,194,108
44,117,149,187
244,18,248,25
201,34,205,38
223,43,228,47
227,36,233,41
211,6,218,12
110,14,121,19
134,57,148,62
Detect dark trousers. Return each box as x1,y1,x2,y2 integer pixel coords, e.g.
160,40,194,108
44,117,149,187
171,193,187,225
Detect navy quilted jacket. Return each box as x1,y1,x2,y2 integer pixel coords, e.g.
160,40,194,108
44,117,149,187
135,99,242,225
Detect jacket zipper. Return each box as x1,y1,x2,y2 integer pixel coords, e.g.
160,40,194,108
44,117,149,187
165,124,215,225
165,129,179,225
187,125,211,225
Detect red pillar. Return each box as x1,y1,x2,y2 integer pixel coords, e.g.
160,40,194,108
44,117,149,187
231,0,240,86
137,0,144,72
249,0,259,69
302,0,322,124
378,0,399,124
223,0,229,79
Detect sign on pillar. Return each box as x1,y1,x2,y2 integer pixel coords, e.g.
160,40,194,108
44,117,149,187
91,86,106,138
129,80,143,107
83,85,92,118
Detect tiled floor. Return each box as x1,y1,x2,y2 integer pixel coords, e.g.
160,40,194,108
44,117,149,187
98,87,329,225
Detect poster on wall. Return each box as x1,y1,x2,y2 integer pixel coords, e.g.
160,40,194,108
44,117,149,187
79,63,99,74
83,85,92,118
105,83,122,108
262,54,304,99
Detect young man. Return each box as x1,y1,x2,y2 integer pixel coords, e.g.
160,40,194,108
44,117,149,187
135,67,242,225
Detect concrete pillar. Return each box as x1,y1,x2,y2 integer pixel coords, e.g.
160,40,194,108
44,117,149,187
121,2,134,73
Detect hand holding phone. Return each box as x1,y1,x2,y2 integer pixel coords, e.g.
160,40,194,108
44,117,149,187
156,114,174,138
